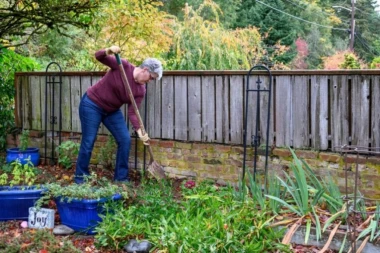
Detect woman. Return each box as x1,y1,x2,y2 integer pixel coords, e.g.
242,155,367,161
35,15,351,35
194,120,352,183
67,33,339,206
75,45,163,183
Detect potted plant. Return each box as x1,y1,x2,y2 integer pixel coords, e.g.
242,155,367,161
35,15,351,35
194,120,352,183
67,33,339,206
6,129,40,166
0,158,45,221
36,173,127,234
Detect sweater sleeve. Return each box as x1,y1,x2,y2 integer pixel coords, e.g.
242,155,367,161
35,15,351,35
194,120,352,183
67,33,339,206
95,49,119,70
128,95,144,131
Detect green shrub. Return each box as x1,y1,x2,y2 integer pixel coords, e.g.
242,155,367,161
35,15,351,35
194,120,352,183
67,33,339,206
339,53,361,69
0,48,40,151
95,179,290,252
97,135,116,170
56,140,80,169
35,173,129,208
370,56,380,69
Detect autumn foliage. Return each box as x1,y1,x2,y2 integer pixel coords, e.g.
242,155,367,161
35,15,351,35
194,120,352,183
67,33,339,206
322,50,366,69
291,38,309,69
87,0,174,66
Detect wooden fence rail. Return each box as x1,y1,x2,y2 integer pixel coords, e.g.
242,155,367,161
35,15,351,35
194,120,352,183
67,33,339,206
15,70,380,150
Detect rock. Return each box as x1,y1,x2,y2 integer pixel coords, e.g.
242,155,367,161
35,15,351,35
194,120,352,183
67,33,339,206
53,224,75,235
124,239,152,253
20,221,28,228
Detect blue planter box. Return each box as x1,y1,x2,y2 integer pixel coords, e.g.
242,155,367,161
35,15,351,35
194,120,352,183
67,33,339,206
6,147,40,166
0,186,45,221
55,194,122,235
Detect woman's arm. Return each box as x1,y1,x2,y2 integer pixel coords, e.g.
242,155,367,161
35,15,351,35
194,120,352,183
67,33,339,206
95,49,119,70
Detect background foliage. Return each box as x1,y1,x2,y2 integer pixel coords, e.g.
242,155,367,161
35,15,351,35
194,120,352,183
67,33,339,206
3,0,380,71
0,48,40,151
164,1,263,70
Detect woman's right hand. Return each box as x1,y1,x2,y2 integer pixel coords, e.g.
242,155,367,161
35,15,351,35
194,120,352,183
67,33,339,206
105,45,121,55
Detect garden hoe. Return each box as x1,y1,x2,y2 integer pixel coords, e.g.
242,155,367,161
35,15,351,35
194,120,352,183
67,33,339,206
115,54,167,180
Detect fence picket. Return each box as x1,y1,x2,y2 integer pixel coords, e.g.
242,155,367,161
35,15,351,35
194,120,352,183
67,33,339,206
174,76,188,140
230,75,244,144
71,76,81,132
310,75,329,150
292,76,309,148
351,75,370,147
330,75,350,149
29,76,42,130
161,76,174,139
372,76,380,149
215,76,225,143
188,76,202,141
275,76,292,147
202,76,215,142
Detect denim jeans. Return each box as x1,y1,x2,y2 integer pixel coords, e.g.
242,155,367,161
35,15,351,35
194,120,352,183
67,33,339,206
75,93,131,183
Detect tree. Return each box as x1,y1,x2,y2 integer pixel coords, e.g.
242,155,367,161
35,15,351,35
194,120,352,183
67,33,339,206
160,0,241,28
87,0,174,67
164,2,263,70
330,0,380,62
0,0,102,48
234,0,299,65
18,26,96,71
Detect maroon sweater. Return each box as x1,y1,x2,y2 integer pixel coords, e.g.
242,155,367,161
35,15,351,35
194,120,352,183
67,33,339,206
87,49,146,130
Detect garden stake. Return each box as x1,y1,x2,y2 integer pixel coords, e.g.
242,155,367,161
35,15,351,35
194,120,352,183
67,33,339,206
115,54,167,180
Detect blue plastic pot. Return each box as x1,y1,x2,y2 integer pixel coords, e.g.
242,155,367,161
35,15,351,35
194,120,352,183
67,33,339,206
0,186,46,221
55,194,122,234
6,147,40,166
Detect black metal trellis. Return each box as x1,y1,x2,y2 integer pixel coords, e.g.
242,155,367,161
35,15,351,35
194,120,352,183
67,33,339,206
335,145,380,253
242,65,272,189
44,62,62,165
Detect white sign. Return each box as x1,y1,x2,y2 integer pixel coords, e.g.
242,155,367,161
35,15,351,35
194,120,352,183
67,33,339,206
28,207,55,229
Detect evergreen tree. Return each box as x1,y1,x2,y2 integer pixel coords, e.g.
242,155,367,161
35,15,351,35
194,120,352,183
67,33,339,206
234,0,300,65
330,0,380,62
160,0,241,28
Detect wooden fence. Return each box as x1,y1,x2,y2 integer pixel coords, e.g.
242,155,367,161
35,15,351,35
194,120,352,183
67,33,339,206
14,70,380,150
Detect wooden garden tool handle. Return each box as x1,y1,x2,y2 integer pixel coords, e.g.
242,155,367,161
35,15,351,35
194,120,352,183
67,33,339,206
115,54,156,164
115,54,147,136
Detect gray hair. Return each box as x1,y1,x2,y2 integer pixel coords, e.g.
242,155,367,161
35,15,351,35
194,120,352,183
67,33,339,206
140,58,163,80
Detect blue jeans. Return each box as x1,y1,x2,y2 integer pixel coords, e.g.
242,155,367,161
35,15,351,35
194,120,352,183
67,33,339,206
75,93,131,183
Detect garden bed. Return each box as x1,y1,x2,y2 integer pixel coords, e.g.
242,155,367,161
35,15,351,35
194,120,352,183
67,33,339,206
0,153,377,252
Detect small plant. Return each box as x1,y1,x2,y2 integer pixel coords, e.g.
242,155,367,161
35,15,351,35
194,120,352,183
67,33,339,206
19,129,29,151
97,135,116,170
56,140,80,169
35,172,128,208
0,158,37,186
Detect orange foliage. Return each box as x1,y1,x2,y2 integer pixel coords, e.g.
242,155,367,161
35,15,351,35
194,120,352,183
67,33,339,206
322,50,367,69
322,51,347,69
